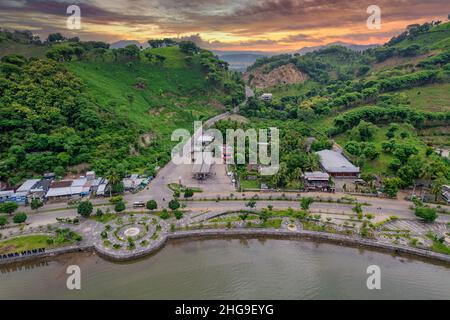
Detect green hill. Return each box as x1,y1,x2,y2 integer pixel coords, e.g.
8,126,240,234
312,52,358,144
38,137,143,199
238,20,450,194
0,32,244,186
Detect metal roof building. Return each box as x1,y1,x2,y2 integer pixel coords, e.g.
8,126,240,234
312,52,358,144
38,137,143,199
16,179,41,193
315,150,360,177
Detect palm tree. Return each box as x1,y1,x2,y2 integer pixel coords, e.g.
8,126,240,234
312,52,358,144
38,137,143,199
106,170,120,197
431,176,447,202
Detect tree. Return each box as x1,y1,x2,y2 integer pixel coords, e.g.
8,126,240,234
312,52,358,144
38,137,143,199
415,207,437,222
13,212,27,224
179,41,199,55
77,201,93,217
382,178,402,198
174,211,183,220
0,201,18,215
96,208,103,217
30,198,44,212
168,199,180,211
146,200,157,211
0,216,8,226
47,32,65,43
245,200,257,209
430,176,447,202
184,188,194,198
115,201,126,213
160,209,169,219
239,212,249,221
352,204,363,219
300,197,313,211
258,210,272,224
106,170,121,197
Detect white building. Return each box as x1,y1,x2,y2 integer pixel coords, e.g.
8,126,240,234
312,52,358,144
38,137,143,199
260,93,273,101
315,150,360,178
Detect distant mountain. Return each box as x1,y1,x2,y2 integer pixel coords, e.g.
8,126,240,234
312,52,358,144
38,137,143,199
110,40,149,49
298,42,379,55
213,51,272,71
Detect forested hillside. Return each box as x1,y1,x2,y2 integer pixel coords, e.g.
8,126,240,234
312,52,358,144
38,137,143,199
239,20,450,195
0,30,244,186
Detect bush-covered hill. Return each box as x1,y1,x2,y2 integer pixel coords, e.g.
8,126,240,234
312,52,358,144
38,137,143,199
0,31,245,186
239,20,450,195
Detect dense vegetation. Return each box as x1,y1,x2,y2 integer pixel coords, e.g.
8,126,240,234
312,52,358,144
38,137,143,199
238,20,450,197
0,30,244,185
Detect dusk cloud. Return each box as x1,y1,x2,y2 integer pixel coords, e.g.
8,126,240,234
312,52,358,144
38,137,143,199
0,0,448,51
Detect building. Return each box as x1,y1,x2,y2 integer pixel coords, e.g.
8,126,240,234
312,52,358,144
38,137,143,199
28,179,51,201
302,171,333,192
0,190,14,203
193,162,211,180
315,150,360,178
45,180,84,201
16,179,41,194
260,93,273,101
197,135,214,146
123,175,145,192
443,185,450,204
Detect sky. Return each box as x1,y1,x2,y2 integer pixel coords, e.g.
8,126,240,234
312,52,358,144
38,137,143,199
0,0,449,52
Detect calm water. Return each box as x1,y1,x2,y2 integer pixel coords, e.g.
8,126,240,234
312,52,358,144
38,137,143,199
1,238,449,299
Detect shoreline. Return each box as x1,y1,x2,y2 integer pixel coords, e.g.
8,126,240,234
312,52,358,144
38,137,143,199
1,228,449,266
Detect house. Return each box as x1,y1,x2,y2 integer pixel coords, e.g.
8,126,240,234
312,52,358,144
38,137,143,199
260,93,273,101
8,192,28,204
43,172,56,180
28,179,51,201
16,179,41,194
302,171,333,191
197,135,214,146
86,171,96,181
1,179,43,205
46,180,84,201
315,150,360,178
72,178,91,196
0,190,14,203
443,185,450,204
123,175,144,192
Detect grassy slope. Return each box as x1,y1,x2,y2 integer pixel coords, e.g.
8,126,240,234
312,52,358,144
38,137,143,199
0,39,47,58
66,47,222,133
247,22,450,176
334,125,427,175
399,83,450,112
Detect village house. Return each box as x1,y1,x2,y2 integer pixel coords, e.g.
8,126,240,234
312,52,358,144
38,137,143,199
46,180,84,202
260,93,273,101
443,185,450,204
315,150,360,178
302,171,334,192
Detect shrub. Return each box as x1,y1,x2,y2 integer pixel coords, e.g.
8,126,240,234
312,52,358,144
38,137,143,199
13,212,27,224
96,208,104,217
109,196,123,204
415,207,438,222
114,201,126,212
174,211,183,220
0,216,8,226
168,199,180,211
184,188,194,198
160,209,170,219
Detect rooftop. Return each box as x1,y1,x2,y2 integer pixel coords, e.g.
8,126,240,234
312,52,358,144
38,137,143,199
16,179,40,193
50,180,73,188
315,150,360,173
303,171,330,181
